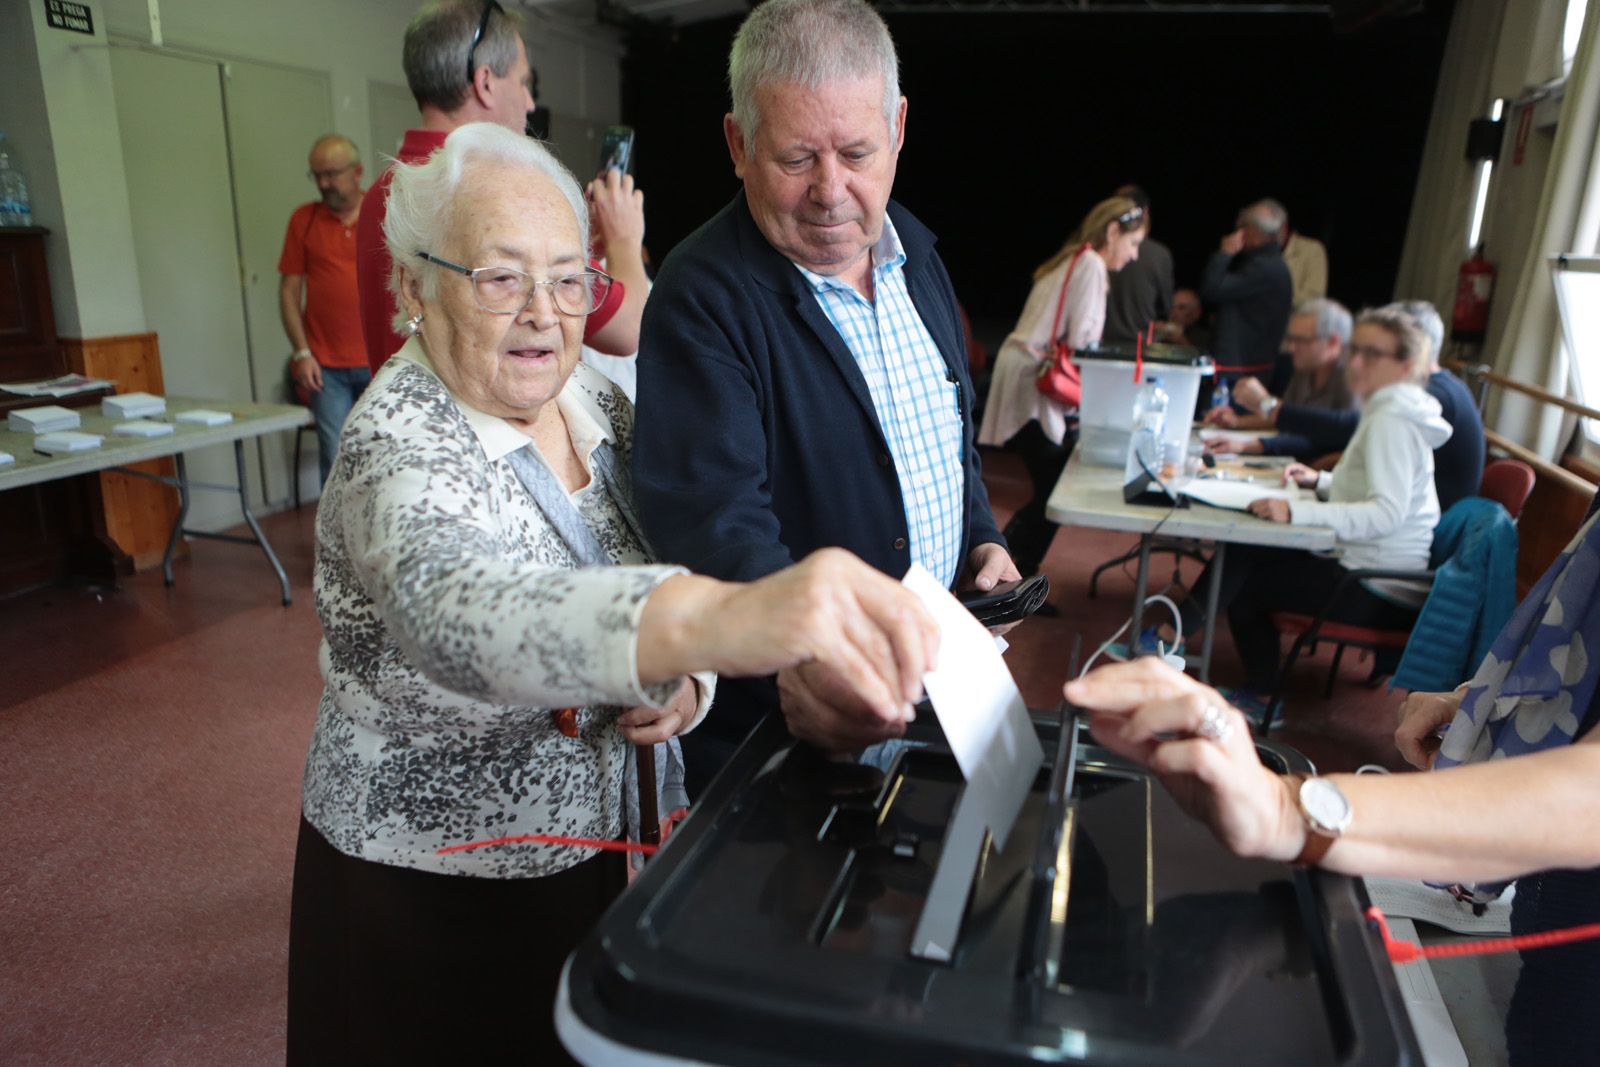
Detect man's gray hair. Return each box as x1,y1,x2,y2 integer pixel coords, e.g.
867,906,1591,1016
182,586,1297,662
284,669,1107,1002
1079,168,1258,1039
728,0,901,141
1242,198,1287,238
403,0,526,113
1391,299,1446,365
1296,297,1352,346
384,122,588,334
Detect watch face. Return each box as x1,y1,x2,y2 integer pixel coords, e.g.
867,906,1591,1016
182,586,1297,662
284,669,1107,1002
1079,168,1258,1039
1301,778,1353,833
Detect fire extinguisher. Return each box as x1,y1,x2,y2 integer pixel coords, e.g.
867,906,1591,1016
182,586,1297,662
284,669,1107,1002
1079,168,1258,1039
1452,246,1495,342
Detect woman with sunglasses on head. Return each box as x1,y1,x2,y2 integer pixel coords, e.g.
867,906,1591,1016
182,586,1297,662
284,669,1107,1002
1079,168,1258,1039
979,196,1147,578
286,123,939,1064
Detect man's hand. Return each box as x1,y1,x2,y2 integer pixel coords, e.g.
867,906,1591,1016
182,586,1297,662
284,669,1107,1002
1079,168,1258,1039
962,542,1021,593
1395,688,1464,770
1232,376,1269,412
1203,404,1238,428
1203,434,1262,455
779,660,909,752
618,676,700,746
1282,462,1319,489
1219,229,1245,256
587,170,645,257
1247,497,1291,523
291,354,323,394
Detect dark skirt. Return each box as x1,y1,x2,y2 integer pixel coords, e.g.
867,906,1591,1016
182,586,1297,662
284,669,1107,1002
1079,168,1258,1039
286,816,626,1065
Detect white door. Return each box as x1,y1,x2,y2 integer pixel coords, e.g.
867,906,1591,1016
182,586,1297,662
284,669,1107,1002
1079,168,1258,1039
220,58,334,505
110,46,256,532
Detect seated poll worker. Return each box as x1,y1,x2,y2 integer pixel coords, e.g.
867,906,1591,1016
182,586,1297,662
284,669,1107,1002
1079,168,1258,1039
1066,490,1600,1065
1203,298,1356,453
287,123,939,1064
632,0,1016,795
1158,308,1451,711
1210,300,1484,511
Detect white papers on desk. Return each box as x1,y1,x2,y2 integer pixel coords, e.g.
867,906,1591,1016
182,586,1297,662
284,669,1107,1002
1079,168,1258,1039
0,373,113,398
8,404,81,433
112,419,175,438
1364,877,1512,936
902,564,1043,851
34,431,104,454
103,392,166,419
175,409,233,426
0,451,13,466
1180,478,1294,511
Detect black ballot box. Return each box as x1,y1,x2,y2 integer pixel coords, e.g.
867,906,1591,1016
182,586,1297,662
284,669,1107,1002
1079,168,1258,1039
560,710,1419,1066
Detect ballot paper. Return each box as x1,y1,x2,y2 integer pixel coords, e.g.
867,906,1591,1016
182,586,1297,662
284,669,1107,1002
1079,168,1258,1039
1180,478,1295,512
902,564,1043,851
0,451,13,466
8,404,81,434
33,431,104,454
103,392,167,419
112,419,175,438
175,409,233,426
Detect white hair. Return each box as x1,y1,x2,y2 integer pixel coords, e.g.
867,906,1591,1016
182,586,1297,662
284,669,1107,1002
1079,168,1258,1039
728,0,901,142
384,122,588,334
1393,299,1446,364
1294,297,1352,347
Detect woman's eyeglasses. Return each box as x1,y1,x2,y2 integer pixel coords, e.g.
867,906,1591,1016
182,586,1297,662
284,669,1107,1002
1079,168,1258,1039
416,252,613,317
466,0,507,85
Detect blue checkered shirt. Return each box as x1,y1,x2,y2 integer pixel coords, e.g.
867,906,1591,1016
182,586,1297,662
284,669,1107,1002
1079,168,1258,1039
794,218,966,588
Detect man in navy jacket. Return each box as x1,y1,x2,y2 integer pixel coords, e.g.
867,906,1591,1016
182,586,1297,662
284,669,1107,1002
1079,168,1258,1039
633,0,1015,794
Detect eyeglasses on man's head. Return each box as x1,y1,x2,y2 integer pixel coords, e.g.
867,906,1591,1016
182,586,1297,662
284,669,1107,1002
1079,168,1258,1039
466,0,507,86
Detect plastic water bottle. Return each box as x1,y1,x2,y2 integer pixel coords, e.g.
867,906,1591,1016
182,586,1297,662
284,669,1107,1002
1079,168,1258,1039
1211,375,1231,419
1126,375,1169,483
0,134,31,227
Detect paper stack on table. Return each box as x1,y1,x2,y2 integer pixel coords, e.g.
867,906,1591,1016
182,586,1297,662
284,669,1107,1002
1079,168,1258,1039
175,409,233,426
0,451,14,466
34,431,104,454
103,392,167,419
112,419,174,438
1180,478,1295,511
8,405,81,434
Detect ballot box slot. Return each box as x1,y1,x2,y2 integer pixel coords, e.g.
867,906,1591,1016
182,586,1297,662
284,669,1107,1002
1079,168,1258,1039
1017,699,1082,1009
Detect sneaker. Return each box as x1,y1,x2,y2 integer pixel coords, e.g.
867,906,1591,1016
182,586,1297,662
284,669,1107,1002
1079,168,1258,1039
1107,625,1184,662
1215,685,1274,729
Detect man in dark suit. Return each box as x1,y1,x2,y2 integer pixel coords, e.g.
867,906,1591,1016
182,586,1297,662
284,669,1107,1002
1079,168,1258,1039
1102,184,1175,346
633,0,1017,794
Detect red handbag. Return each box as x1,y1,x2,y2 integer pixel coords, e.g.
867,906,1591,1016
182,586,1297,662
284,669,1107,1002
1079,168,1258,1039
1035,244,1090,407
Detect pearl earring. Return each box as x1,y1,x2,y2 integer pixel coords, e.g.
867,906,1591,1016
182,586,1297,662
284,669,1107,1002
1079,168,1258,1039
405,312,424,335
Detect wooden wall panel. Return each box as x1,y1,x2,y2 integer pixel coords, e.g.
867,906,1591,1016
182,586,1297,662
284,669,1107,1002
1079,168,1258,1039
60,333,184,571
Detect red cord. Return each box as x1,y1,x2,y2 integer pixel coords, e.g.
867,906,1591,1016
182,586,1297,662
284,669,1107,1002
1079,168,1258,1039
437,808,691,857
1364,905,1600,964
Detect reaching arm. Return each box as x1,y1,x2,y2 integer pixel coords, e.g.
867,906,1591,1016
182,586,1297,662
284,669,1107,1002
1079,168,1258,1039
279,274,309,352
1274,403,1359,454
1065,658,1600,884
584,171,648,355
1289,415,1424,541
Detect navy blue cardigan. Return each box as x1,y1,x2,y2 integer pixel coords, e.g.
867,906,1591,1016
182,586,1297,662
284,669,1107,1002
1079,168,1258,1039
632,191,1003,742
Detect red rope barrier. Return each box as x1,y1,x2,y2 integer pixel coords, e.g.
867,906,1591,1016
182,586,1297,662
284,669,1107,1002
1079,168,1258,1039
1365,905,1600,964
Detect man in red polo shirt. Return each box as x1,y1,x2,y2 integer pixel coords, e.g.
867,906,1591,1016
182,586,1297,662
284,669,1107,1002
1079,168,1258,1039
281,133,370,486
358,0,647,371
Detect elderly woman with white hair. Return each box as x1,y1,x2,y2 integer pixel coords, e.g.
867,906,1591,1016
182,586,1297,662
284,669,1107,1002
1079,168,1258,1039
285,123,938,1063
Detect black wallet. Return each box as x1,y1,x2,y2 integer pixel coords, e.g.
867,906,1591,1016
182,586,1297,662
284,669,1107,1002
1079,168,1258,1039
956,573,1051,628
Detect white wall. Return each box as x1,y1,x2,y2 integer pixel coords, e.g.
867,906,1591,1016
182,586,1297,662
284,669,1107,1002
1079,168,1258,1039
2,0,626,343
0,1,147,339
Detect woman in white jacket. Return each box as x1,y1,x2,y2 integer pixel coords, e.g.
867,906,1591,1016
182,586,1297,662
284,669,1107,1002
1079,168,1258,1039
1172,307,1452,707
978,196,1146,575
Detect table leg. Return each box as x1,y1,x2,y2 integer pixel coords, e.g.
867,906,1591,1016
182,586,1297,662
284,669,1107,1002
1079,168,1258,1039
161,453,191,588
232,440,293,606
1130,534,1153,646
1199,542,1225,684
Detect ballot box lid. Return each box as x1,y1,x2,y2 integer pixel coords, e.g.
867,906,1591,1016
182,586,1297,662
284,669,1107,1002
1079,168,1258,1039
564,714,1420,1067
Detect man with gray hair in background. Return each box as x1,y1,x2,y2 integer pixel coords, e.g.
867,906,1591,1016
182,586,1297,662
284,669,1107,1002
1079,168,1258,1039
633,0,1015,794
1200,198,1295,388
355,0,648,373
1205,297,1356,458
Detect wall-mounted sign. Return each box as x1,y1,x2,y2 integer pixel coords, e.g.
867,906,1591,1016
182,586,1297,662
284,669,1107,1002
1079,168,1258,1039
45,0,94,35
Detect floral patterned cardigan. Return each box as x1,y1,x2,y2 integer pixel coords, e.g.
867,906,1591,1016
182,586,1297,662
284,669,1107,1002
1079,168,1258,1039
302,338,712,879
